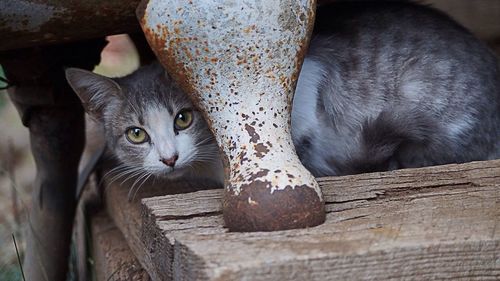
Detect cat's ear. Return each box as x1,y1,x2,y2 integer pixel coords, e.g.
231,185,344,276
65,68,122,118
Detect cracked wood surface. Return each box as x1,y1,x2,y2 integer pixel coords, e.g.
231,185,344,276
105,177,220,281
105,160,500,280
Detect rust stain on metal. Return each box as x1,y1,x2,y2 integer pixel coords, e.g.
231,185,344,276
223,181,325,232
254,143,269,158
237,150,249,166
248,169,270,181
156,32,192,93
1,0,141,51
245,124,260,143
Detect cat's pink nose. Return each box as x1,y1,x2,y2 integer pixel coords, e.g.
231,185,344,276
160,154,179,167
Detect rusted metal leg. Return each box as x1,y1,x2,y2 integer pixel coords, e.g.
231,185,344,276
1,39,105,281
138,0,325,231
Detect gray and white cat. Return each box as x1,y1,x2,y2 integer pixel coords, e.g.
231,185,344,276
66,1,499,183
66,64,224,187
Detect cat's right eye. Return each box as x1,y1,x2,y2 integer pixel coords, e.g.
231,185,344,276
174,109,194,131
125,127,149,144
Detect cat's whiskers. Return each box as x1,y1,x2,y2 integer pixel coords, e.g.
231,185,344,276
187,160,211,174
192,150,221,163
196,135,216,146
100,164,136,188
130,172,153,201
190,140,219,163
182,161,200,177
105,167,144,189
102,164,127,178
120,169,146,186
106,166,137,182
128,170,150,201
105,167,144,190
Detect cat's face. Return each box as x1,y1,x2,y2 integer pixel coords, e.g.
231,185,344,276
107,95,208,178
66,64,220,179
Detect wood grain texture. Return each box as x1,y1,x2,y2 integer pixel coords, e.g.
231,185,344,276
106,160,500,280
91,210,150,281
105,176,221,281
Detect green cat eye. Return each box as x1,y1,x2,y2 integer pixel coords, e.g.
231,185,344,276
174,109,193,130
126,127,149,144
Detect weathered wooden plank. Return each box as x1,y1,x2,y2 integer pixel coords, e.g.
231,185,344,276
107,160,500,280
91,210,150,281
106,160,500,280
105,175,221,281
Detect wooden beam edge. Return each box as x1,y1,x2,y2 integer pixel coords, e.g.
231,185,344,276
139,160,500,280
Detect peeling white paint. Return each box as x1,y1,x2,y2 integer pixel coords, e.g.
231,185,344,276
140,0,322,200
248,197,258,206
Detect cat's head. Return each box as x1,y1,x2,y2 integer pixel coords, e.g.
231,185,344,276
65,63,220,180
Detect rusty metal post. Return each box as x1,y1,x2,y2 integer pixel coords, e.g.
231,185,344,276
1,39,105,281
137,0,325,231
0,0,141,51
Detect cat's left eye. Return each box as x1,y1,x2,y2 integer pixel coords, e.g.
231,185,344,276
174,109,194,131
126,127,149,144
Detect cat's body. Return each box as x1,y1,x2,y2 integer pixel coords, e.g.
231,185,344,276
67,1,500,183
292,1,500,176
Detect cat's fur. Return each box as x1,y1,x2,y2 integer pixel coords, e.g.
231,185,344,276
66,1,500,182
292,1,500,176
66,64,224,185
